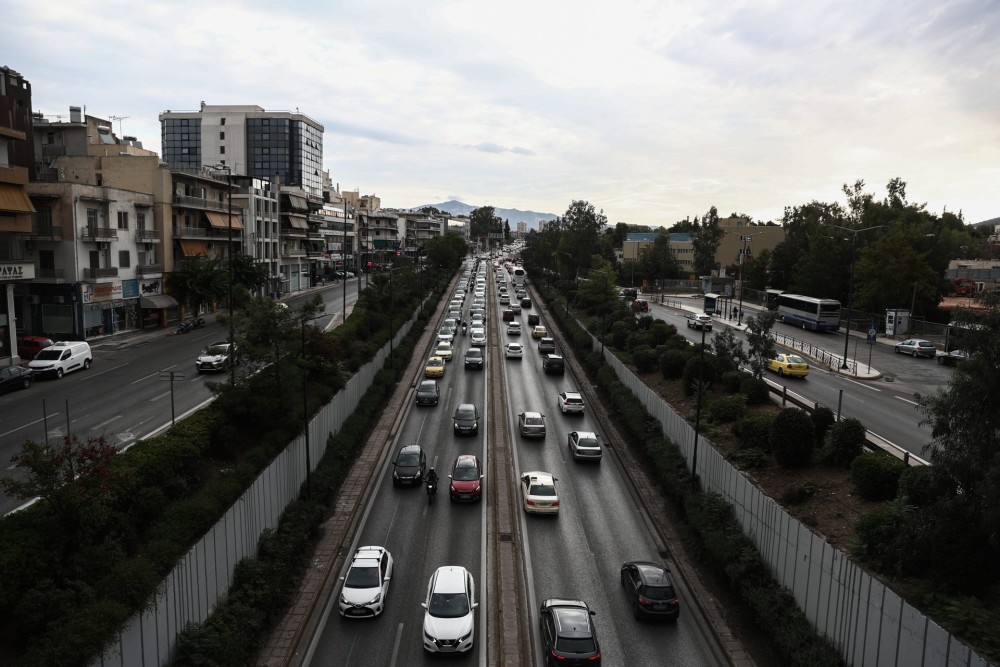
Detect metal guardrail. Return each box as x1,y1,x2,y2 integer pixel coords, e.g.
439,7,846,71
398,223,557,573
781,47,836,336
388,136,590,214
771,330,858,375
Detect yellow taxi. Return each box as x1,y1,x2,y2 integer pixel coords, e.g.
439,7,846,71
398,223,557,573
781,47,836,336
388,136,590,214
768,353,809,378
531,325,548,339
424,356,446,378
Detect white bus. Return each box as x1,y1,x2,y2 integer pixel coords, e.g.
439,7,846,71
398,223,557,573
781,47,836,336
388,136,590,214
777,294,841,331
511,266,526,287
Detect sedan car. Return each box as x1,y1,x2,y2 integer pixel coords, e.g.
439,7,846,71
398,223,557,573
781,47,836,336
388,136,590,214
415,379,440,406
557,391,585,414
507,322,522,336
339,546,393,618
532,326,548,339
449,454,483,502
895,338,936,358
520,471,559,514
505,342,523,359
567,431,603,462
0,366,34,394
392,444,426,486
768,353,809,378
518,411,546,438
453,403,480,435
434,341,454,362
539,598,601,664
470,329,487,347
937,349,971,366
620,561,680,621
510,303,522,315
502,309,515,322
437,326,456,343
499,294,510,305
464,348,484,370
424,356,446,378
196,342,236,373
422,566,478,653
538,337,556,354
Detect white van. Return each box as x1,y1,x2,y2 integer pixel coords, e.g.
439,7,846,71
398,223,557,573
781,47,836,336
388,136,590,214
28,341,93,379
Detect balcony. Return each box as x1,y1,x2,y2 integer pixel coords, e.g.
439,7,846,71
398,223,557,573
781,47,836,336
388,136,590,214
84,267,119,280
172,194,228,212
24,225,63,241
35,267,66,282
136,229,161,243
173,226,243,241
137,264,163,277
80,226,118,241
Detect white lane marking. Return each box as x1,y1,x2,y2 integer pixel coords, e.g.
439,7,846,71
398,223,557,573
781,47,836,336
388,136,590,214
132,364,178,384
895,396,920,406
86,363,130,379
149,391,171,402
93,415,121,430
389,622,405,666
0,414,60,439
842,376,881,392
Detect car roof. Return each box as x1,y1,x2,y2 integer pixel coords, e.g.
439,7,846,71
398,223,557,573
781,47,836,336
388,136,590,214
418,380,437,388
561,391,582,399
632,561,672,584
546,354,563,360
551,605,594,636
522,411,542,419
454,454,478,467
427,356,443,362
432,566,468,593
572,430,597,439
399,444,422,454
523,470,554,483
354,545,386,561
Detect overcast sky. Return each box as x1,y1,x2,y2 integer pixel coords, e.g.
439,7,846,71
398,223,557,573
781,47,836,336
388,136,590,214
9,0,999,226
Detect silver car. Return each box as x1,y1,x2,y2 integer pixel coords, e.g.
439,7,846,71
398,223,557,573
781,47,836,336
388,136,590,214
894,339,936,358
518,411,546,438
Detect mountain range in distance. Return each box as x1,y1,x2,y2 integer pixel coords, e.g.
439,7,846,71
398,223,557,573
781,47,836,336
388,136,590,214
412,200,557,230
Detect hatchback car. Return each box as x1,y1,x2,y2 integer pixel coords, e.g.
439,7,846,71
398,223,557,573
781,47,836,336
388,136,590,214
499,294,510,305
415,380,440,405
538,337,556,354
532,326,548,339
521,298,532,309
558,391,585,414
392,445,427,486
339,546,394,618
539,598,601,664
449,454,483,502
568,431,603,462
620,561,680,621
425,356,446,378
464,348,484,370
17,335,54,360
434,341,454,361
0,366,34,394
543,354,565,375
895,338,936,358
470,329,487,347
511,302,522,315
507,321,522,336
422,566,478,653
768,353,809,378
686,312,713,330
453,403,480,435
518,411,546,438
520,471,559,514
505,342,523,359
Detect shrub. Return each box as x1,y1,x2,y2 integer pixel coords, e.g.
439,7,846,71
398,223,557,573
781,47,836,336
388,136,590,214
734,413,775,451
811,405,836,443
849,452,905,501
824,417,866,467
781,482,817,505
708,394,747,423
740,376,770,405
851,502,912,572
633,346,659,373
683,353,718,397
649,321,673,346
896,466,952,507
720,370,744,394
770,408,815,468
659,349,689,379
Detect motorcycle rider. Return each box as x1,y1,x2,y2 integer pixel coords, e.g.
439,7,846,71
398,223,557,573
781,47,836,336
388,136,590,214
426,467,439,492
461,321,468,335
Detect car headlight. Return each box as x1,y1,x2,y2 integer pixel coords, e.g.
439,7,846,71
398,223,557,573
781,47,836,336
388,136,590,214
459,630,473,642
393,470,399,479
455,422,460,429
473,421,478,429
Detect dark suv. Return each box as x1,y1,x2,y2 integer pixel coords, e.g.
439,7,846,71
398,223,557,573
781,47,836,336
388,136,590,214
464,348,484,370
542,354,565,375
539,598,601,665
619,561,680,620
391,445,427,487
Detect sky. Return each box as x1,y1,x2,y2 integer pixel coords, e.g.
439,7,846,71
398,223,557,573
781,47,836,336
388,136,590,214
8,0,1000,227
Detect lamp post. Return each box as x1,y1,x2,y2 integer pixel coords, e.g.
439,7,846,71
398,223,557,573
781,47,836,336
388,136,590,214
736,232,765,326
832,225,885,369
212,164,237,385
691,324,707,488
343,199,348,324
300,313,326,498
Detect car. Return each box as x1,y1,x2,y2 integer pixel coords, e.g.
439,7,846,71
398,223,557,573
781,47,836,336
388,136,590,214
464,348,484,370
538,337,556,354
505,342,523,359
620,561,680,621
425,356,446,378
620,287,639,300
511,303,522,315
518,411,546,438
449,454,483,502
0,366,34,394
470,329,487,347
447,309,462,321
632,299,649,313
453,403,480,435
532,326,548,339
437,326,456,343
391,444,427,486
937,349,971,366
507,322,522,336
567,430,603,462
421,566,478,653
499,294,510,305
443,318,459,331
338,546,394,618
557,391,585,414
539,598,601,664
474,290,485,299
415,380,440,405
434,341,454,361
470,313,486,328
17,335,54,360
768,353,810,378
686,312,713,330
521,298,532,309
502,309,515,322
895,339,936,358
195,341,235,373
520,471,559,514
527,313,540,326
542,354,565,375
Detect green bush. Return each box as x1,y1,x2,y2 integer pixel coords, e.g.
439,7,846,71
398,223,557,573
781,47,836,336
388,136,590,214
849,452,905,501
734,413,775,451
708,394,747,423
633,346,659,373
851,501,912,571
659,349,689,379
811,405,836,443
720,370,744,394
824,417,866,468
682,353,718,397
740,376,771,405
770,408,815,468
896,466,952,507
781,482,816,505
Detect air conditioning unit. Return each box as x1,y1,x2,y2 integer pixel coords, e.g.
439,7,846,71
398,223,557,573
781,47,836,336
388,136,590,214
98,242,110,250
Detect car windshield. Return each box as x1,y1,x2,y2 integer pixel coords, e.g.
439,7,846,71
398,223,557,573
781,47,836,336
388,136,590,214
33,349,63,361
577,437,599,448
428,592,470,618
786,355,806,364
525,417,543,426
466,350,481,358
641,584,676,600
454,465,479,481
529,482,555,496
397,453,420,466
556,637,596,653
428,359,443,367
344,565,380,588
205,345,228,355
456,407,476,419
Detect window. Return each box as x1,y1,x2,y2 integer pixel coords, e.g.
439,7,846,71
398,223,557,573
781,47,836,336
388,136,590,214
219,131,225,140
87,209,98,228
221,117,226,125
220,146,225,154
137,211,146,230
262,133,269,140
117,211,129,230
119,250,131,267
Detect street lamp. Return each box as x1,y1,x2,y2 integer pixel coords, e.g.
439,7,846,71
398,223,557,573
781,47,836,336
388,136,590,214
212,164,237,385
832,225,885,369
300,313,326,498
691,324,707,488
737,232,766,326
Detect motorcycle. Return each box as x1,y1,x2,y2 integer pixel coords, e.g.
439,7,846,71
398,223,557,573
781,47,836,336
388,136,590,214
462,323,468,335
177,317,206,334
426,479,438,504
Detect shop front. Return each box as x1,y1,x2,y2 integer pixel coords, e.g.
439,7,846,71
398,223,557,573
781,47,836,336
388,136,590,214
80,279,140,338
139,277,179,329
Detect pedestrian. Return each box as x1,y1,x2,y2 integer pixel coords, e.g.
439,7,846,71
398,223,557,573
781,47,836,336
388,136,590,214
732,306,738,319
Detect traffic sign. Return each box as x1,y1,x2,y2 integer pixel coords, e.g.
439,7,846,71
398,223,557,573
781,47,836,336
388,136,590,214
867,323,877,344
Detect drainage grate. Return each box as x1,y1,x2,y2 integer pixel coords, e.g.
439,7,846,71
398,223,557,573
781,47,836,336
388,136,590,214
498,533,513,542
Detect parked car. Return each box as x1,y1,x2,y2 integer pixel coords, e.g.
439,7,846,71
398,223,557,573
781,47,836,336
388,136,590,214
415,379,440,405
425,356,446,378
542,354,565,375
422,566,478,654
449,454,484,502
539,598,601,664
538,337,556,354
557,391,585,414
567,430,603,462
520,471,559,514
619,561,680,621
464,348,484,370
686,312,713,331
453,403,480,435
339,546,394,618
0,366,34,394
895,339,936,358
768,353,809,378
17,335,54,360
505,342,523,359
937,349,970,366
392,444,426,486
518,411,546,438
29,341,93,379
195,342,235,373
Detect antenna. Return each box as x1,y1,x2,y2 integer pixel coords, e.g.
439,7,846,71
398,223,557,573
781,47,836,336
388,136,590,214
109,115,130,137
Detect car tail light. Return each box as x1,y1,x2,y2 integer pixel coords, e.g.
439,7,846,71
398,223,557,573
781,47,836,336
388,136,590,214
639,595,654,607
526,499,536,506
552,500,559,507
549,650,566,660
589,653,601,661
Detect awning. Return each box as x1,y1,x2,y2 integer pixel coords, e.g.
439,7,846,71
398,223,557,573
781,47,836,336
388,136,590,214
205,211,245,230
140,294,179,309
286,194,308,211
179,239,209,256
0,183,36,214
285,213,308,229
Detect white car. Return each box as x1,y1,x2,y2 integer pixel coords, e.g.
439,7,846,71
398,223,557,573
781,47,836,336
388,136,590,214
339,546,394,618
520,471,560,514
507,322,522,336
434,341,454,361
470,329,487,347
505,342,523,359
422,566,477,653
567,430,603,462
557,391,585,414
195,342,235,373
686,312,713,331
437,326,455,343
499,294,510,305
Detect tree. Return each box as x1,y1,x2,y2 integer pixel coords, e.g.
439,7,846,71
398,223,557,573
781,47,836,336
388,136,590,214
638,232,681,286
743,311,778,378
692,206,725,276
230,254,273,305
166,256,227,314
470,206,501,247
711,327,747,375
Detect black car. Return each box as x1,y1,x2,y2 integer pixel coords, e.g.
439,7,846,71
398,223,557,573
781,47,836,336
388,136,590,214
542,354,565,375
453,403,480,435
539,599,601,665
464,348,484,370
538,337,556,354
527,313,540,327
0,366,33,394
392,445,427,486
415,380,440,405
521,298,532,309
620,561,680,620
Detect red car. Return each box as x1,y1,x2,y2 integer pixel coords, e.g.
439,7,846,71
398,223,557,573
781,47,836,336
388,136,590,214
502,309,515,322
449,454,484,502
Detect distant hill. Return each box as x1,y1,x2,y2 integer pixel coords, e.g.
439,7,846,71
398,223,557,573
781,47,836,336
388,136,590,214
412,200,557,230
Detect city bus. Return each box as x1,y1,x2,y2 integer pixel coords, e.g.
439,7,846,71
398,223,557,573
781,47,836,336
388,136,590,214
764,289,784,311
777,293,841,331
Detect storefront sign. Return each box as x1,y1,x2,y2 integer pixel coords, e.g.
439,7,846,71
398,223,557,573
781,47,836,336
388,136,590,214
82,281,124,303
0,263,35,280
